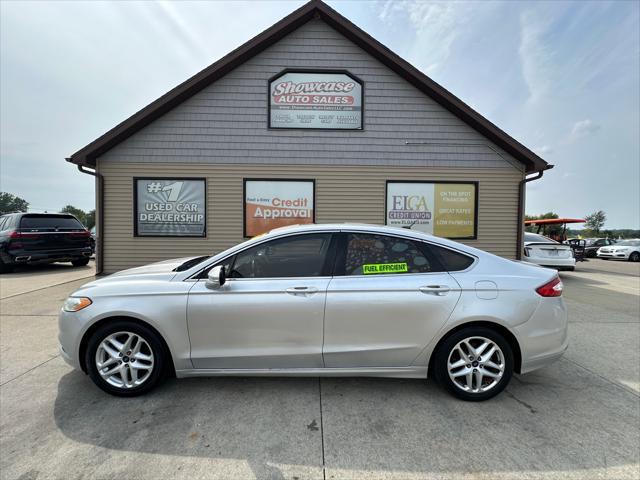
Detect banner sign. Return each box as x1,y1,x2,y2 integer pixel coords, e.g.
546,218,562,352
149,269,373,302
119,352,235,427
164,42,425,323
269,71,362,129
244,179,315,237
134,178,206,236
386,181,477,239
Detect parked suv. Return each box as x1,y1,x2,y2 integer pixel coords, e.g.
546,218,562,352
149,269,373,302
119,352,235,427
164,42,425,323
0,213,93,273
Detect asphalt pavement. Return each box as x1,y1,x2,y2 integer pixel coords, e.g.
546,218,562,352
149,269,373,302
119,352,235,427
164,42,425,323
0,258,638,479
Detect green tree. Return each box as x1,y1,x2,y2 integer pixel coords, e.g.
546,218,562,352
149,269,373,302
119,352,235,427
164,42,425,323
584,210,606,234
525,212,562,236
0,192,29,215
60,205,88,227
85,209,96,230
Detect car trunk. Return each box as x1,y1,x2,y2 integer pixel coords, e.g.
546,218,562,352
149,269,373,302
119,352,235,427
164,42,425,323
525,243,573,259
12,215,91,252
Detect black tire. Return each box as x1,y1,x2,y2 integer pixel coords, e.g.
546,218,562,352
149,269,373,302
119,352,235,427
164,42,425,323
72,258,90,267
85,320,167,397
629,252,640,262
0,259,13,274
433,326,514,402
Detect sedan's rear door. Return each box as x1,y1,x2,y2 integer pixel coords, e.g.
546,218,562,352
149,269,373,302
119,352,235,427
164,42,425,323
322,232,461,368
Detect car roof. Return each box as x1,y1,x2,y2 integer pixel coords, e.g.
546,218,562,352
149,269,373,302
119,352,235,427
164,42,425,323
263,223,483,254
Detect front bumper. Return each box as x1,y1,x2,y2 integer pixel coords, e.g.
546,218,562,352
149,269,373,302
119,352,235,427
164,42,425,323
597,251,628,259
515,296,569,374
58,308,90,371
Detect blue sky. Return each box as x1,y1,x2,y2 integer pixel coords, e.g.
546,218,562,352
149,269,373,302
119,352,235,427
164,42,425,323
1,0,638,228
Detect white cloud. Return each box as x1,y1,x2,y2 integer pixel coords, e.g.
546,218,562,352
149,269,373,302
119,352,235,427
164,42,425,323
570,119,601,140
535,145,553,155
518,9,556,104
378,1,476,75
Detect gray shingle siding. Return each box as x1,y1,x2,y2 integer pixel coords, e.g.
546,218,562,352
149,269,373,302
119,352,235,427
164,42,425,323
99,19,523,173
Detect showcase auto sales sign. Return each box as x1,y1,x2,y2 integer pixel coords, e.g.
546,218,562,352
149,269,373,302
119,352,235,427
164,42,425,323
269,72,362,129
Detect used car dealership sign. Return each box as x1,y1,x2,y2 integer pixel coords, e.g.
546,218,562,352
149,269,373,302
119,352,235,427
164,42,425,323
269,72,362,129
135,179,206,236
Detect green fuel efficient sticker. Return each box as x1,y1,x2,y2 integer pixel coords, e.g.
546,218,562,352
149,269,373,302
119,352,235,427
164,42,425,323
362,262,408,275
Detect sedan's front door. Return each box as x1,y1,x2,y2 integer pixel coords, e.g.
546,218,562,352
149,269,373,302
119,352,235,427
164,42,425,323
187,233,335,369
323,232,461,368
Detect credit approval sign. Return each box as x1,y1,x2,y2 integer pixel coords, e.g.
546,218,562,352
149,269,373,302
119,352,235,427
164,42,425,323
269,71,362,129
386,181,477,239
244,179,315,237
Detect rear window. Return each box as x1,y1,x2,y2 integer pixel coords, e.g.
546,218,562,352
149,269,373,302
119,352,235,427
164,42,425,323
428,244,475,271
19,215,84,230
524,233,558,244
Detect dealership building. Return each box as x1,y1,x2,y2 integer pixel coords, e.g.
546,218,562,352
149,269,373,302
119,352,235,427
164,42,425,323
67,0,551,274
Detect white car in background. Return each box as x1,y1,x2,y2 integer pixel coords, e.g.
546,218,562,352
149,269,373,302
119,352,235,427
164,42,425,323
597,239,640,262
523,232,575,271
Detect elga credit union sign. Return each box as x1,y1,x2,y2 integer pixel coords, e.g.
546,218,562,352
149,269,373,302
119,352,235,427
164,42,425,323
134,178,206,236
269,71,362,129
386,181,477,239
244,179,314,237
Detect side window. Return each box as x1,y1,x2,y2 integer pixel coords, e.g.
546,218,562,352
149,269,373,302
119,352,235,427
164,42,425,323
343,233,437,276
228,233,333,279
428,244,475,271
595,240,605,246
0,217,7,231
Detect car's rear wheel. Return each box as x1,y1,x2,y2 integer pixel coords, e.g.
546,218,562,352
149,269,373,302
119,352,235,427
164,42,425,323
433,326,513,401
72,258,90,267
629,252,640,262
85,321,166,397
0,259,13,274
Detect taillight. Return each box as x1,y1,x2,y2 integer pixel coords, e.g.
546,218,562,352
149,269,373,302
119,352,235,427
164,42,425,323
8,231,40,240
70,230,91,237
536,276,563,297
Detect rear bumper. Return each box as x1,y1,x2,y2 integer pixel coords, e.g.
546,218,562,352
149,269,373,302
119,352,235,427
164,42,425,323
515,296,569,374
522,257,576,270
1,248,92,264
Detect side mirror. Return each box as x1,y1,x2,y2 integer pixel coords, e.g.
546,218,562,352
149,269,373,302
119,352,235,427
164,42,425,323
205,265,226,290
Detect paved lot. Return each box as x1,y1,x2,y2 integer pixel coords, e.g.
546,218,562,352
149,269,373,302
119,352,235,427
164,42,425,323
0,259,638,479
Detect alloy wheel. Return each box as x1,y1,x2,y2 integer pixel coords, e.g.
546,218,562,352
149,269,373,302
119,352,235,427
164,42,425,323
447,336,505,393
95,331,155,389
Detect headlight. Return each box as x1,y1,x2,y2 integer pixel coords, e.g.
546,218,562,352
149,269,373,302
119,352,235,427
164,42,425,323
63,297,92,312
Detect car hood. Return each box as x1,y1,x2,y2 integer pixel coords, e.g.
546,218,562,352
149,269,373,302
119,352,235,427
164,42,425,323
71,257,200,295
107,257,196,277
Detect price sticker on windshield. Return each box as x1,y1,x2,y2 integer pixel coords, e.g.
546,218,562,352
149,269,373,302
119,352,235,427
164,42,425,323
362,263,408,275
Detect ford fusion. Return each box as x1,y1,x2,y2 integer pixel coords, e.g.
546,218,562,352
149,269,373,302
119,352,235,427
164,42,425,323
59,224,568,401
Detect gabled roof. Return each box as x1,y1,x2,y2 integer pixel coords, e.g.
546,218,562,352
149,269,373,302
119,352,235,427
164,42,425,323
67,0,551,173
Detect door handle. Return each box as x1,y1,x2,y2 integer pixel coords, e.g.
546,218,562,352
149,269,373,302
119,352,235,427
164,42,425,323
285,286,318,296
419,285,451,296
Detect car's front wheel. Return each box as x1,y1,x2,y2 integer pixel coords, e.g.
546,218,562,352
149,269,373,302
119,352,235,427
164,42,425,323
433,326,514,401
629,252,640,262
85,321,167,397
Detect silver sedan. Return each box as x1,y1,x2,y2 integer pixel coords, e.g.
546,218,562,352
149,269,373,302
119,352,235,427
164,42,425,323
59,224,568,401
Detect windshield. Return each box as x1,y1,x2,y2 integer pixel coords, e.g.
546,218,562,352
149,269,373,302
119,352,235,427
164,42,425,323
173,255,211,272
524,233,558,244
616,240,640,247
